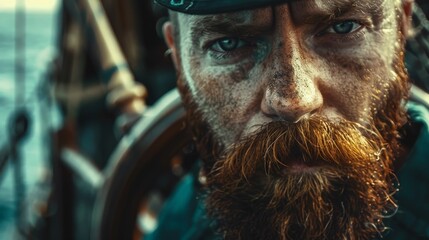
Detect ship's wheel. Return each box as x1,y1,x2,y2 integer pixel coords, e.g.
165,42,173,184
91,89,197,240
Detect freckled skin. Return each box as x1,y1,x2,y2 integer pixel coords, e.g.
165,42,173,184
167,0,405,148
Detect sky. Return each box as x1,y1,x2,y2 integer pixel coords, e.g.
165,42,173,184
0,0,59,11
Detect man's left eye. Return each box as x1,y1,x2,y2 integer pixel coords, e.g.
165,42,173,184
326,21,362,34
211,38,248,52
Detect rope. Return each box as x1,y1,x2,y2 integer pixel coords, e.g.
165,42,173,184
12,0,27,230
0,145,11,186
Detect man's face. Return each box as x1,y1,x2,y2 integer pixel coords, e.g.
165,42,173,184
169,0,404,147
164,0,411,239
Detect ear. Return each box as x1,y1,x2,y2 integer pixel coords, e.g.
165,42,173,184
400,0,414,38
163,21,180,71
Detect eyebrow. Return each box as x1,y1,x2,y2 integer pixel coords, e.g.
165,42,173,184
189,14,273,46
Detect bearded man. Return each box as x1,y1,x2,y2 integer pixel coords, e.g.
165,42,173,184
145,0,429,239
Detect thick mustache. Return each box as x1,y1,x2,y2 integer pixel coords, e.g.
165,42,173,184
213,116,386,180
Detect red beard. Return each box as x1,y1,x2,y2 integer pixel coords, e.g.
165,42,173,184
176,54,408,239
205,118,398,240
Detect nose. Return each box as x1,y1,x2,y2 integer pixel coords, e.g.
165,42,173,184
261,67,323,122
261,14,323,122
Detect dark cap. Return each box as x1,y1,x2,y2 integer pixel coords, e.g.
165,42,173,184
154,0,288,15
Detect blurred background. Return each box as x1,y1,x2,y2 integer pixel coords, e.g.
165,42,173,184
0,0,59,239
0,0,428,239
0,0,180,239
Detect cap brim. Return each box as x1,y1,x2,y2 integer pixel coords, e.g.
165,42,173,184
155,0,288,15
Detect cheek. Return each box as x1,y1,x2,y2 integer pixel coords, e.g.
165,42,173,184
182,56,262,143
319,49,397,124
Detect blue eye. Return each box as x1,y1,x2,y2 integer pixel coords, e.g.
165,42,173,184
211,38,247,52
327,21,361,34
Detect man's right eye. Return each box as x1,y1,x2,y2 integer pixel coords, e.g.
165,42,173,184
326,20,362,35
211,38,247,52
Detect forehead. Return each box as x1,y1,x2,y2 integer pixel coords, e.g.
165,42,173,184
177,0,399,28
183,8,273,29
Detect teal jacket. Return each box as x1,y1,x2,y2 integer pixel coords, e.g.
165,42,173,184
146,102,429,240
385,102,429,239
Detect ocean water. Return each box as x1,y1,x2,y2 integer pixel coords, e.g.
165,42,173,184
0,10,58,238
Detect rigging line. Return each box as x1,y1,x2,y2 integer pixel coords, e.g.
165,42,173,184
13,0,27,231
0,144,11,187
